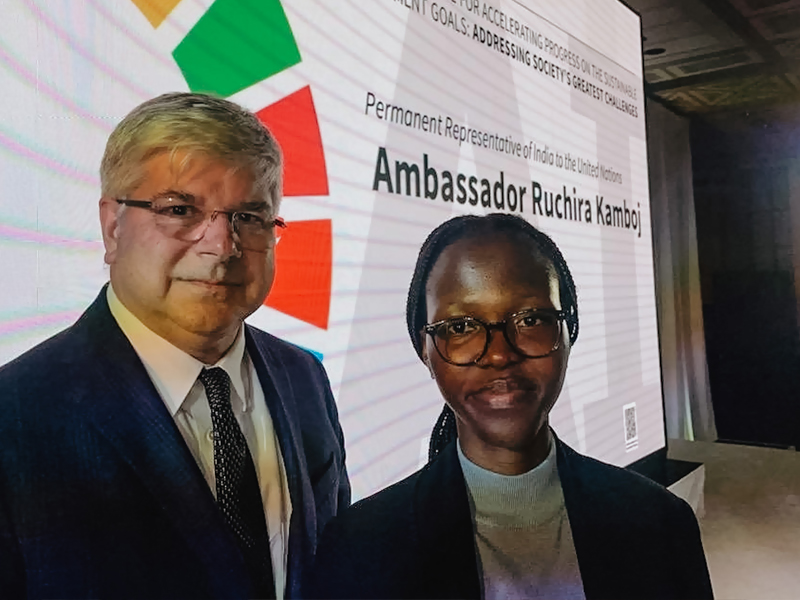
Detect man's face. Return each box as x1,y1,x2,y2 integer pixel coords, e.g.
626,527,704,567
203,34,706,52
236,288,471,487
100,151,275,353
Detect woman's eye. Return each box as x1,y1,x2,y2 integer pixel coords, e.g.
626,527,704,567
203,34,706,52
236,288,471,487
518,312,554,328
443,319,477,337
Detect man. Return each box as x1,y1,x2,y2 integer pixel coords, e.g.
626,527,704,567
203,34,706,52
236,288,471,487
0,93,350,599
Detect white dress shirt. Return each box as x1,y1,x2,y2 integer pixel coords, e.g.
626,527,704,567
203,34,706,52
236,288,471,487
107,285,292,599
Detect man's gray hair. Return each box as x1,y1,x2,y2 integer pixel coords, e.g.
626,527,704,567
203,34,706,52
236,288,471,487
100,92,282,214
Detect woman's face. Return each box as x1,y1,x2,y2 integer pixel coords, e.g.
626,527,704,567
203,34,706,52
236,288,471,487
421,233,570,468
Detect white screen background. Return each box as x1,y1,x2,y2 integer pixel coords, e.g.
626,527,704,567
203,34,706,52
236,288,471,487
0,0,664,500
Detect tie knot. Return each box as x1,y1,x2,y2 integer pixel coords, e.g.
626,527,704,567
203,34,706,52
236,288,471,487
198,367,231,406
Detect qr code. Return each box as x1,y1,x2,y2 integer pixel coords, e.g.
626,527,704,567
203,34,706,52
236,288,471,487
623,402,638,451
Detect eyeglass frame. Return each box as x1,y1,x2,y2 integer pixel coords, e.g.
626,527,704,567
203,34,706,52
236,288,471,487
115,198,286,250
422,308,568,366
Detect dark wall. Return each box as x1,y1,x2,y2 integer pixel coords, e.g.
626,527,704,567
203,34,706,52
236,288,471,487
692,117,800,447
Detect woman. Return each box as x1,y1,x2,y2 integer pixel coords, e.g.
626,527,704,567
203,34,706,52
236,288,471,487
306,214,713,599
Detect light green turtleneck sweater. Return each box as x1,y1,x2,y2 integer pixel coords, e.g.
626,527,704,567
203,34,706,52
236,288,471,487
457,440,586,600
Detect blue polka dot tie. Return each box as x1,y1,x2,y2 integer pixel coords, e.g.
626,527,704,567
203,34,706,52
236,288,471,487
199,367,275,598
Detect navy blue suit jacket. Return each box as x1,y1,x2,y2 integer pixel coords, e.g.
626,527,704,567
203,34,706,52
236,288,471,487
307,438,713,600
0,288,350,599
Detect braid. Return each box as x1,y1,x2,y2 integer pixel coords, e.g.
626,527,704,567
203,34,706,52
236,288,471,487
406,213,580,463
428,405,458,462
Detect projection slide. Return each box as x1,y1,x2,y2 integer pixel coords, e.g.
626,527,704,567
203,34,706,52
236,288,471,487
0,0,661,499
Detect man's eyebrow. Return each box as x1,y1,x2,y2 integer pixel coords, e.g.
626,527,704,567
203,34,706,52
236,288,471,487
153,189,196,202
237,200,269,211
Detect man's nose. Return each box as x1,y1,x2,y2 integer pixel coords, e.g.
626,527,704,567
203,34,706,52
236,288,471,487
195,211,241,258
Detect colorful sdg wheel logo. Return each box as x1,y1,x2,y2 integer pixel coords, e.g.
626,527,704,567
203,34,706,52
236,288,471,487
133,0,333,352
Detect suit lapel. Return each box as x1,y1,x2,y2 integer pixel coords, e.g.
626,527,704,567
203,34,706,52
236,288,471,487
415,442,482,600
69,291,252,597
244,328,311,598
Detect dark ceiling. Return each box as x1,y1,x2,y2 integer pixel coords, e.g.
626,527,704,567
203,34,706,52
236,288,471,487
625,0,800,125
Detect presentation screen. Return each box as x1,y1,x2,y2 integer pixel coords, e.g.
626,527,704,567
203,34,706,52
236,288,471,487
0,0,663,500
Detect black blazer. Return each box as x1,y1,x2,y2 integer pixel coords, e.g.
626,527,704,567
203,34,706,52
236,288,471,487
0,288,350,599
306,438,713,600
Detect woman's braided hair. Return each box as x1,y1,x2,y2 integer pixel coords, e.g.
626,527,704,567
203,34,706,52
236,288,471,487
405,213,579,462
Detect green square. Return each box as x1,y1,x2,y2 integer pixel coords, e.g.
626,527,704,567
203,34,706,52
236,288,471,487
173,0,302,97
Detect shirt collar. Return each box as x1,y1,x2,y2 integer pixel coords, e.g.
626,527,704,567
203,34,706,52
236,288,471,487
106,284,249,416
456,433,561,525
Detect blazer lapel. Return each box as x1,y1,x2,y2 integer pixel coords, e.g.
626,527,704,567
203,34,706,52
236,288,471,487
415,442,482,600
557,437,632,600
70,291,252,597
244,328,311,598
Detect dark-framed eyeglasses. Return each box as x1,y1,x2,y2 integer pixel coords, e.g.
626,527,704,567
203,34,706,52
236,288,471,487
116,197,286,252
423,308,566,366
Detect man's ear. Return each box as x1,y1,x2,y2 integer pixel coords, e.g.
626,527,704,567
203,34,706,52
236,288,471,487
99,197,121,265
